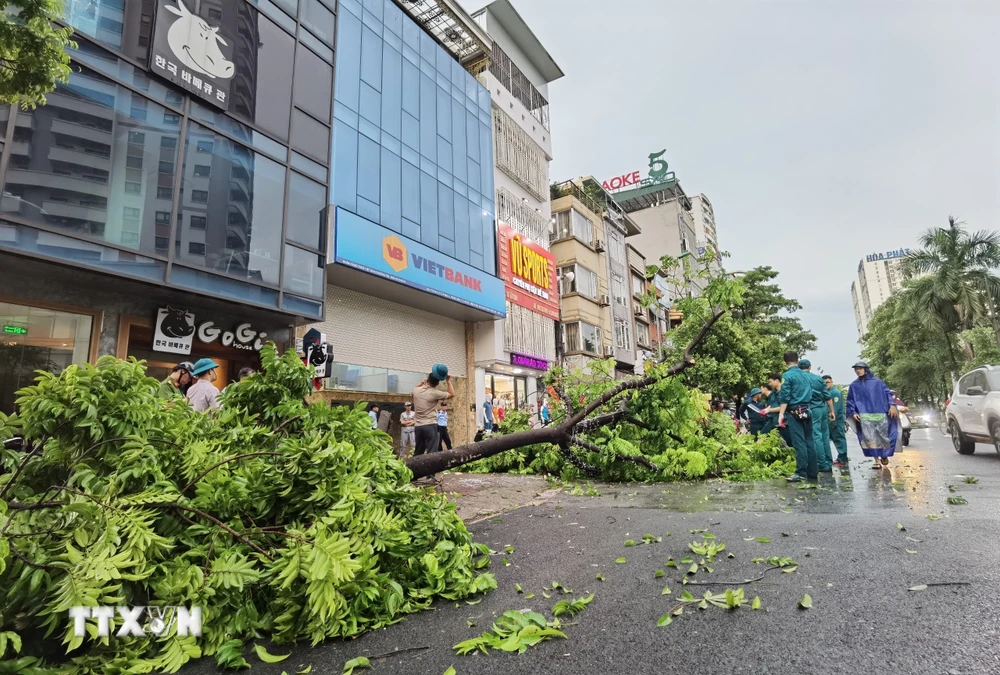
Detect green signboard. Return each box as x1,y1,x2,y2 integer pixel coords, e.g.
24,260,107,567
3,325,27,336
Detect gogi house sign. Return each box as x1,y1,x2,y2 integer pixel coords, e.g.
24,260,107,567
150,0,235,110
153,307,268,355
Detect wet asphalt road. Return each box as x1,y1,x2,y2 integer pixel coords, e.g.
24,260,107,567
184,427,1000,675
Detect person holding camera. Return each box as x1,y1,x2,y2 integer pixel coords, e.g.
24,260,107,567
411,364,455,459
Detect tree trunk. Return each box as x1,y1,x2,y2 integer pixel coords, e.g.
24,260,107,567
404,309,727,479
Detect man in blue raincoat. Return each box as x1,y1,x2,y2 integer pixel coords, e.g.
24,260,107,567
846,360,899,469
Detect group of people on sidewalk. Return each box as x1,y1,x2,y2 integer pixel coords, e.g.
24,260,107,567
738,352,900,482
157,359,255,413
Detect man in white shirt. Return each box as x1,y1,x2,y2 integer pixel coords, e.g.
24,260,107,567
400,401,416,458
368,404,380,429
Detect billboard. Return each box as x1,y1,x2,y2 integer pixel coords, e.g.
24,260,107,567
496,223,560,322
333,209,507,317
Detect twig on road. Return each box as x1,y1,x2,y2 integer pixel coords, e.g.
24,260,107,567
368,646,431,661
684,565,785,586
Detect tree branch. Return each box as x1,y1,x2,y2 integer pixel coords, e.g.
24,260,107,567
178,452,283,497
148,502,273,561
0,435,48,501
573,438,658,472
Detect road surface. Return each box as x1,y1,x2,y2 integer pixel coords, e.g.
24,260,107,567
184,427,1000,675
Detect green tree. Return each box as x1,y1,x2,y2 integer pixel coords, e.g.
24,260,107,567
734,266,817,354
0,0,74,107
900,217,1000,373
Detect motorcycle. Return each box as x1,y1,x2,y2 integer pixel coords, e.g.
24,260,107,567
898,405,911,447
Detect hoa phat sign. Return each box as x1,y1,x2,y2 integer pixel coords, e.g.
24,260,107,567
153,306,267,355
496,223,560,322
865,248,911,263
602,150,677,193
150,0,235,110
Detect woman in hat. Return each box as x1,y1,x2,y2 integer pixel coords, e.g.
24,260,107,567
186,358,222,413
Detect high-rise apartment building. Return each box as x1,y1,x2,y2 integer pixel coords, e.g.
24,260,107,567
690,193,721,271
851,248,911,340
470,0,563,427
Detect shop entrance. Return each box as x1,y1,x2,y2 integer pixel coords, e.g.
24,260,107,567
487,372,528,418
123,322,258,391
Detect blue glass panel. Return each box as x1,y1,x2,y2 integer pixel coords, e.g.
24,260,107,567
438,238,454,257
436,87,452,141
465,71,478,101
419,29,437,63
437,137,452,175
419,171,438,247
419,74,436,162
482,210,496,275
359,82,381,125
380,147,402,233
401,60,419,117
400,161,420,224
401,144,419,168
451,99,467,183
453,179,467,197
470,251,484,271
0,224,166,282
282,293,323,317
401,110,419,150
381,44,402,139
480,121,493,197
358,118,380,143
383,0,403,36
401,217,420,241
383,29,401,53
438,184,455,242
331,120,359,212
361,27,383,90
333,104,359,129
467,159,480,194
468,201,483,254
453,193,470,264
362,9,382,34
286,172,327,250
334,10,363,112
341,0,362,17
478,83,491,113
437,168,452,188
357,134,381,205
364,0,384,22
402,12,420,52
171,266,280,307
402,44,418,66
419,57,435,79
382,134,401,155
291,151,328,182
357,195,380,224
466,110,480,161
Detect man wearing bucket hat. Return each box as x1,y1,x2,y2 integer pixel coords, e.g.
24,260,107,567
186,357,222,413
410,364,455,462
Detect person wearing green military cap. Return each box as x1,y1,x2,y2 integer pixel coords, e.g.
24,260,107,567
799,360,835,472
778,352,817,481
824,375,849,466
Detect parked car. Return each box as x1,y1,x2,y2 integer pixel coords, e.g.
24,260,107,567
944,366,1000,455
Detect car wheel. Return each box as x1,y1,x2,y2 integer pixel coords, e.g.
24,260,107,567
951,421,976,455
990,421,1000,456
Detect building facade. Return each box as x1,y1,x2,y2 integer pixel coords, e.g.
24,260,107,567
314,0,502,446
690,193,721,272
1,0,334,413
852,248,910,340
470,0,563,428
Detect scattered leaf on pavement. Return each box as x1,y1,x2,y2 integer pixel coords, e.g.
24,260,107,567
909,585,927,592
752,596,762,610
615,557,627,564
342,657,370,675
798,594,813,609
657,613,673,627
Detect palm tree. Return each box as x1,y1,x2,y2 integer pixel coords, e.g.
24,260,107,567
899,216,1000,374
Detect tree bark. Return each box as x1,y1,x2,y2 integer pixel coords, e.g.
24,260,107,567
404,309,726,479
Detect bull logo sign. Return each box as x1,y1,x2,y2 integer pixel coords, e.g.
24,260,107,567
150,0,235,110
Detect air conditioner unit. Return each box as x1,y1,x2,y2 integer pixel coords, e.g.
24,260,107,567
633,305,644,317
604,345,616,358
594,239,605,253
599,294,611,307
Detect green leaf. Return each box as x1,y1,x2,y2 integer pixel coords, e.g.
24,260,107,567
905,549,917,555
798,594,813,609
657,613,673,627
297,667,313,674
687,563,698,575
927,514,941,520
756,537,771,543
661,586,672,595
595,574,604,582
909,585,927,592
964,476,978,484
782,566,798,573
505,545,515,554
680,590,695,602
525,592,535,599
615,557,627,564
672,606,684,616
624,539,636,547
443,668,456,675
654,570,664,578
947,497,968,505
680,557,693,564
253,645,291,663
342,657,370,675
515,583,523,593
752,596,762,610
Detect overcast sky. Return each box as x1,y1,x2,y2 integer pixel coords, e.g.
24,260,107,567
465,0,999,383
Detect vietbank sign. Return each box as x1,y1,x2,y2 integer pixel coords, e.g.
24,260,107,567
333,209,506,316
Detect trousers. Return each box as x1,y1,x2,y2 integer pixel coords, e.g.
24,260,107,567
414,424,440,456
400,428,415,457
438,425,453,451
830,419,849,462
810,405,832,471
785,410,817,479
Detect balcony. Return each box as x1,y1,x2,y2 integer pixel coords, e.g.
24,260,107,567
550,180,604,219
8,141,31,157
41,200,107,222
4,168,110,198
48,145,111,172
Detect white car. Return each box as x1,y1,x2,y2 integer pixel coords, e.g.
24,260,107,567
945,366,1000,455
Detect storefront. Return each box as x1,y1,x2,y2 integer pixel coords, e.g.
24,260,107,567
0,296,102,414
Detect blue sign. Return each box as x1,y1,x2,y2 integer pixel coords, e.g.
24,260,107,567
865,248,910,263
333,208,507,317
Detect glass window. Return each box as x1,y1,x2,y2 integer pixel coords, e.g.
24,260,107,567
1,67,179,256
290,110,330,163
189,102,288,161
564,321,601,355
612,275,627,306
169,265,280,307
189,242,206,255
177,121,286,286
63,0,150,62
607,230,625,264
282,244,324,298
559,264,597,299
294,45,333,123
286,172,326,250
302,0,336,46
224,8,294,141
552,209,594,245
156,186,172,199
614,319,632,351
632,274,645,297
190,215,206,229
636,321,650,347
0,301,94,414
